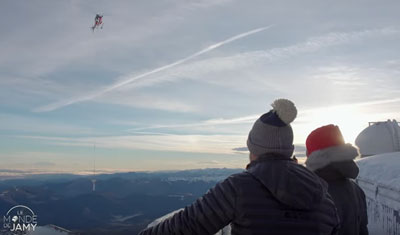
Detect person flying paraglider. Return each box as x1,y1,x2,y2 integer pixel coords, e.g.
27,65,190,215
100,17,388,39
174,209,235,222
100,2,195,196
91,14,103,31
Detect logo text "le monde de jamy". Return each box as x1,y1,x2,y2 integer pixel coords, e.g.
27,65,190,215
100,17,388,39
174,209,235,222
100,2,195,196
3,205,37,232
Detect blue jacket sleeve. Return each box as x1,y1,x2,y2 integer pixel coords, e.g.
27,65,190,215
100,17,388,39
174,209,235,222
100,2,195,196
138,177,236,235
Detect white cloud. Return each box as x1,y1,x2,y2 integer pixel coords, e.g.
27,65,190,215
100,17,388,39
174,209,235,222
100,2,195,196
0,0,235,77
127,115,257,132
295,98,400,144
2,1,400,173
34,26,272,112
312,66,366,86
0,114,96,135
34,27,400,112
97,92,199,113
19,134,247,154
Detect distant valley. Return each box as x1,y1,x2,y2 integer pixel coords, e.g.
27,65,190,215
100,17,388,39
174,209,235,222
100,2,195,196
0,168,242,234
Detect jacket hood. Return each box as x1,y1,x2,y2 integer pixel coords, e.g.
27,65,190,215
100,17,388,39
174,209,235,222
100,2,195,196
305,144,360,171
246,154,329,210
305,144,360,180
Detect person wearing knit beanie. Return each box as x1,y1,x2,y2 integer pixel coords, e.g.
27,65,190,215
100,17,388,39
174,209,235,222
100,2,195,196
247,99,297,158
305,124,368,235
140,99,340,235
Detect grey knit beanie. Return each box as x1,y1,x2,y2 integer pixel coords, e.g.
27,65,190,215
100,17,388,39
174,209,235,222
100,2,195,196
247,99,297,157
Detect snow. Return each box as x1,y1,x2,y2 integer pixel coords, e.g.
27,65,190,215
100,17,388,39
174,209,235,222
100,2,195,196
356,152,400,235
147,208,231,235
112,213,142,223
147,209,183,228
357,152,400,190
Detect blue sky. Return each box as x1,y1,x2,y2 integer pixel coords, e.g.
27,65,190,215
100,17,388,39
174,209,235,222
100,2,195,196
1,0,400,175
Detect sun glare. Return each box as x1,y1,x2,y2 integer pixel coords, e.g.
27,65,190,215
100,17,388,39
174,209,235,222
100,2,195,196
294,105,370,144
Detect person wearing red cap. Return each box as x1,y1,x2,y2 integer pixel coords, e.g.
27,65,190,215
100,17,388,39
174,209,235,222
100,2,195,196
305,124,369,235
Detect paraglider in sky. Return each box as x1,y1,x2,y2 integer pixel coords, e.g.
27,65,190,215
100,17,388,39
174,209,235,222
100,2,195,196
91,14,103,31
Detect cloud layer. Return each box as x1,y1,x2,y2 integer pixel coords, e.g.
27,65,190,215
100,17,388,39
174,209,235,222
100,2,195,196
1,0,400,172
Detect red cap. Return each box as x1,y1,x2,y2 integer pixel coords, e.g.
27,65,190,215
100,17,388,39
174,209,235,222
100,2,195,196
306,125,345,156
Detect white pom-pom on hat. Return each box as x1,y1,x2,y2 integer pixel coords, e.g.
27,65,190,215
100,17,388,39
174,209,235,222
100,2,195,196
271,98,297,124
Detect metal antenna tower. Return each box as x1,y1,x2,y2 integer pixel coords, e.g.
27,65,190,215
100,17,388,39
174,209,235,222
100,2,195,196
91,144,96,192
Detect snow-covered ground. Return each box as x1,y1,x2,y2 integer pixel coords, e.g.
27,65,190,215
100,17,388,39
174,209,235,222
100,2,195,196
357,152,400,190
356,152,400,235
112,213,143,223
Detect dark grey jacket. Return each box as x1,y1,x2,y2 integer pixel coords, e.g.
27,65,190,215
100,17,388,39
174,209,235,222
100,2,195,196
315,161,369,235
139,154,340,235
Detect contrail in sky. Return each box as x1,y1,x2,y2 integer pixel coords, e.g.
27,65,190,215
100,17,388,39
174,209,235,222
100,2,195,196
35,25,273,112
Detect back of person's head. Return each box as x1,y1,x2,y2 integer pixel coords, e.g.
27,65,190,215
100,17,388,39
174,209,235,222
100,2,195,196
247,98,297,158
306,125,345,156
305,124,360,172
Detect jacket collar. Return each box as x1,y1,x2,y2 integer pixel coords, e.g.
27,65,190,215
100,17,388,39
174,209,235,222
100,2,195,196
246,153,293,170
315,160,359,180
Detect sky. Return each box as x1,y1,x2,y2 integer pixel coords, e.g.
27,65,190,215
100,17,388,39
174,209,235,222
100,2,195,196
1,0,400,175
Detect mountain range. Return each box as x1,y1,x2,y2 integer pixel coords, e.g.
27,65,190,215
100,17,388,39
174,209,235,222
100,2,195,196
0,168,242,234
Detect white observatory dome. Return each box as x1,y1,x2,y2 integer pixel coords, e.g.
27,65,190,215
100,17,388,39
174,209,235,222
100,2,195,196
355,119,400,157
